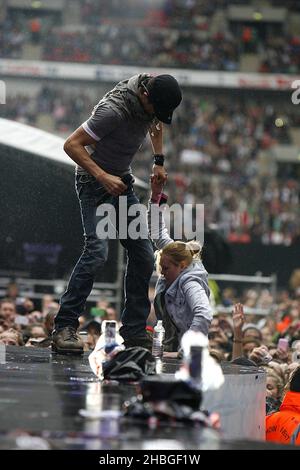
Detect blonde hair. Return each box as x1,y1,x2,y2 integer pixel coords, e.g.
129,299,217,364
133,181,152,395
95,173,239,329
265,368,285,399
156,240,202,274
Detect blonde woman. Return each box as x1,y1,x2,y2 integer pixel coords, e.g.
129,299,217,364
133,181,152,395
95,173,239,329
147,126,212,351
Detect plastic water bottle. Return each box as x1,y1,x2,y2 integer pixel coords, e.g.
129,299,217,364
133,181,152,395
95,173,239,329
152,320,165,358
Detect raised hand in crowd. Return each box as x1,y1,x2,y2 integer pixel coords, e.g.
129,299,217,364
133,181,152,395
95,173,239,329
232,303,245,338
232,303,245,360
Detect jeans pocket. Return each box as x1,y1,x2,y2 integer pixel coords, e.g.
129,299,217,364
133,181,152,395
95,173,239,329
77,174,94,184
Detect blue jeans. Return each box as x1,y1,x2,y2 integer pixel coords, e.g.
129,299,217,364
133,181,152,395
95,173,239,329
55,173,154,338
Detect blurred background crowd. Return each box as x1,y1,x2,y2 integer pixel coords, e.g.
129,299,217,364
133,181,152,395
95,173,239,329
1,0,300,73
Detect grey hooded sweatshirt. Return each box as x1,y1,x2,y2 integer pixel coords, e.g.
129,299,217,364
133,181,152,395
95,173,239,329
148,201,212,341
78,74,154,176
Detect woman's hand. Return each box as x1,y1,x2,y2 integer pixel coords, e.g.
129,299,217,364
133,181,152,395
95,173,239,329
150,174,164,199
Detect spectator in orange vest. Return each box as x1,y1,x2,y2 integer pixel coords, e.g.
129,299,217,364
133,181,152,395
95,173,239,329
266,365,300,446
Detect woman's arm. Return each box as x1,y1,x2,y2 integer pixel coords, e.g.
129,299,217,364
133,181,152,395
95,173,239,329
147,175,173,249
182,280,212,336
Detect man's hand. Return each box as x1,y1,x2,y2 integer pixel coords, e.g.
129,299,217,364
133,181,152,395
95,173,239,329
152,164,167,185
98,173,127,197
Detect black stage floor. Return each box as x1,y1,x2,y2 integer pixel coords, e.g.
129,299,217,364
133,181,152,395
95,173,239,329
0,346,292,451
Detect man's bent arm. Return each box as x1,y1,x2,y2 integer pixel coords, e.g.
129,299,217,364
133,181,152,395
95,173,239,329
64,126,126,196
63,126,106,181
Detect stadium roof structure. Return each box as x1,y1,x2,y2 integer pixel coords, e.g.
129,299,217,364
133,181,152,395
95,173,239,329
0,118,148,188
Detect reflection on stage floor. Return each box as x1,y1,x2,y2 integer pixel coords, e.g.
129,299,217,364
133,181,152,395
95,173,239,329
0,346,290,450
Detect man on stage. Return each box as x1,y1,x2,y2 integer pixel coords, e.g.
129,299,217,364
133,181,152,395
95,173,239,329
52,73,182,354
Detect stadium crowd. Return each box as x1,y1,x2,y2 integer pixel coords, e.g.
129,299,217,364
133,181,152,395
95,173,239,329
1,1,300,73
42,25,239,71
1,84,299,246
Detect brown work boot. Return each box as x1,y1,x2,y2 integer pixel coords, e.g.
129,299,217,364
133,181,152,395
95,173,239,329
52,326,84,355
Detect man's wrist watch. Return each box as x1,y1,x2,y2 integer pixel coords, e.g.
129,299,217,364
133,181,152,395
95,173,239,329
153,154,165,166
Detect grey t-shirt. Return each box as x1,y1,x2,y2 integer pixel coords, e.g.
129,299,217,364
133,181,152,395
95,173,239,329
79,99,149,177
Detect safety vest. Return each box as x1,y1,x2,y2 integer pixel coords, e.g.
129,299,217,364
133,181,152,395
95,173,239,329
266,391,300,445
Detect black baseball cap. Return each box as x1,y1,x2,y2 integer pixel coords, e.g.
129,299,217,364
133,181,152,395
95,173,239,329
146,74,182,124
